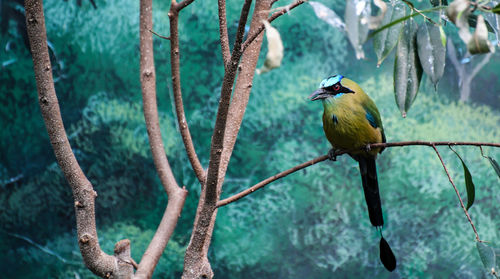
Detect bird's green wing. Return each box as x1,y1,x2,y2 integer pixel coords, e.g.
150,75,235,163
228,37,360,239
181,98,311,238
362,99,386,145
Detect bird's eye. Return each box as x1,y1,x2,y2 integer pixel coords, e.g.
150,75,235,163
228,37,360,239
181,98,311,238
333,84,340,91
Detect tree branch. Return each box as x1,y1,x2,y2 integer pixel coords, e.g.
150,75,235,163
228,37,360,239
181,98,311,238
204,0,253,205
114,240,134,278
218,0,231,66
168,4,206,185
431,145,480,241
140,0,181,196
369,141,500,149
136,0,189,277
182,1,272,278
24,0,119,277
174,0,197,11
149,29,170,40
233,0,253,57
217,0,275,197
218,141,500,207
217,155,329,207
135,188,188,279
241,0,307,52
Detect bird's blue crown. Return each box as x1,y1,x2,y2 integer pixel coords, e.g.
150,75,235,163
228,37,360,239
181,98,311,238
319,75,343,88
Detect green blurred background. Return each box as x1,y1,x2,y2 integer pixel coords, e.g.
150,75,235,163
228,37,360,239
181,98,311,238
1,0,499,278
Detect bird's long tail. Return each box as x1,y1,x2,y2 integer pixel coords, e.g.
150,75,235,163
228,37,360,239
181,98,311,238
357,156,384,227
355,155,396,271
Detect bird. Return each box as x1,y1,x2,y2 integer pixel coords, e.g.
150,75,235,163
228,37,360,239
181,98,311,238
309,74,396,272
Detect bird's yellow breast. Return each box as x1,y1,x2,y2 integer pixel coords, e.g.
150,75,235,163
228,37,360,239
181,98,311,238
322,93,383,157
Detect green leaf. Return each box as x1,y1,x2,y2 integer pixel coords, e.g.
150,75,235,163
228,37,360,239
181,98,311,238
345,0,372,59
484,5,500,46
369,0,388,29
373,3,406,66
476,242,496,272
416,22,446,88
451,148,475,210
484,156,500,179
468,14,496,34
393,18,423,117
492,3,500,14
467,15,495,54
369,6,446,39
446,0,472,44
309,1,345,30
439,25,447,47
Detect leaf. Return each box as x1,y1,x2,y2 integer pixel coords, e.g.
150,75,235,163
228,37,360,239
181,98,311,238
439,25,447,47
256,21,284,74
467,15,495,54
369,6,446,39
446,0,472,44
345,0,371,59
484,156,500,179
394,18,422,117
373,2,406,66
451,148,475,210
493,3,500,14
468,14,495,34
416,21,446,88
309,1,345,30
380,237,397,271
369,0,388,29
477,242,496,272
483,2,500,46
430,0,448,7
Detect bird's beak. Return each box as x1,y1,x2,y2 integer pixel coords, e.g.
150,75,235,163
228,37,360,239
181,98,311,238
309,88,329,101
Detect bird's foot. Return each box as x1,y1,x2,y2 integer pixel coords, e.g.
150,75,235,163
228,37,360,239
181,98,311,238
328,149,338,161
365,144,372,152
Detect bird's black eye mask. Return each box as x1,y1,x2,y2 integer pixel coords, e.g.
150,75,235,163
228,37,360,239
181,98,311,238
309,75,355,101
323,83,355,95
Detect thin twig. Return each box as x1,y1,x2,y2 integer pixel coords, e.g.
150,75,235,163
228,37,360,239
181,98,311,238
369,141,500,149
218,141,500,207
175,0,196,11
218,0,231,66
431,144,480,241
241,0,307,52
217,155,328,207
233,0,253,57
401,0,438,25
168,4,206,184
141,0,179,196
149,29,170,40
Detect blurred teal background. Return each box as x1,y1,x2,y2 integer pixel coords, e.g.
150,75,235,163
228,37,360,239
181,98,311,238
1,0,499,278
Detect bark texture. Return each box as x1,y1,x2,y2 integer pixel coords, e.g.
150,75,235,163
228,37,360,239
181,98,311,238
25,0,120,277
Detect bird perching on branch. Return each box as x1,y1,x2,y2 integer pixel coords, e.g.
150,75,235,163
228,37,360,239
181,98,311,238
309,75,396,272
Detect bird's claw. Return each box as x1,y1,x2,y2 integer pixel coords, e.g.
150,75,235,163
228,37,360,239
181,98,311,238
365,144,372,152
328,149,338,161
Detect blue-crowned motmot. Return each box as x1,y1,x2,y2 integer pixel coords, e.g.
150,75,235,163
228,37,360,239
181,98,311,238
309,75,396,271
